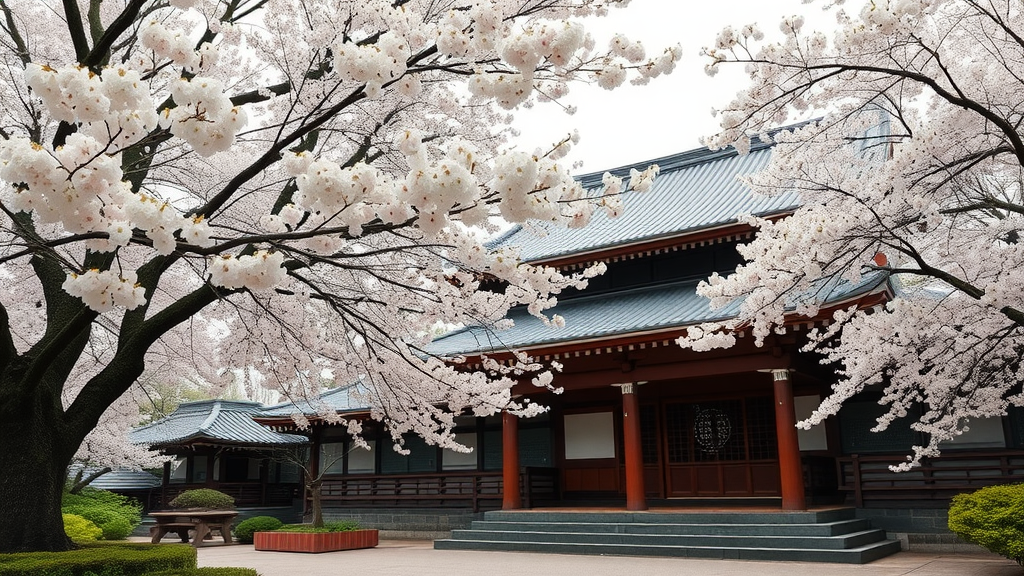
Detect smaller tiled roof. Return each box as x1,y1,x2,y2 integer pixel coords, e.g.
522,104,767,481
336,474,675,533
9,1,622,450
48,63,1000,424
130,399,308,448
426,272,890,357
259,382,371,418
69,467,161,491
488,139,798,263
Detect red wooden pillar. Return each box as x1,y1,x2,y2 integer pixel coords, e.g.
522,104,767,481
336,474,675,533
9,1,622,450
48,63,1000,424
502,411,522,510
620,382,648,511
772,369,807,510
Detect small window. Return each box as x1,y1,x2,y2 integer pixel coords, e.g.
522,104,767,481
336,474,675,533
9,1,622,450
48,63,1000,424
193,456,208,482
442,432,478,470
320,442,346,474
940,417,1006,449
348,441,376,474
169,456,187,484
564,412,615,460
839,398,922,454
273,461,301,483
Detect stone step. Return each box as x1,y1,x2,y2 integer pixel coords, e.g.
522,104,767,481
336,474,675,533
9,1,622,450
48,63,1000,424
468,518,872,537
481,508,857,525
447,528,888,550
435,508,901,564
433,538,904,564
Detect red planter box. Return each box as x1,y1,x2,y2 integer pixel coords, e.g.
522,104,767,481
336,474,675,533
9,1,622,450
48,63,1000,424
254,529,379,553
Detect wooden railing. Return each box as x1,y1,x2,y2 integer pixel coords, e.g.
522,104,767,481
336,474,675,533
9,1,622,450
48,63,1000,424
318,467,559,512
837,451,1024,507
158,482,296,509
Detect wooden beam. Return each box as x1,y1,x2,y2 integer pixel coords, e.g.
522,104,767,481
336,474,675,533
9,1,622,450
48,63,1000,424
531,352,790,393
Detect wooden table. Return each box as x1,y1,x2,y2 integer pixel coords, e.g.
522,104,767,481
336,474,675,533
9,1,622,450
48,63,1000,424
150,510,238,547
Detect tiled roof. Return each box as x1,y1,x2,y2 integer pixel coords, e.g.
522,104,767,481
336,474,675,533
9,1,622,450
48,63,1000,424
426,272,889,357
489,140,799,263
259,382,370,417
69,467,161,491
129,399,308,448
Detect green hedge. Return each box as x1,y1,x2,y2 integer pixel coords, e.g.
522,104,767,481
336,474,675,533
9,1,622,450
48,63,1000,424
0,542,195,576
277,520,360,533
61,514,101,542
62,488,142,540
949,483,1024,565
234,516,283,544
146,565,258,569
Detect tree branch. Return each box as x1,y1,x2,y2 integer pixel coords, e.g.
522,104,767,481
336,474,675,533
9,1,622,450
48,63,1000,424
0,1,31,65
62,0,91,63
82,0,147,68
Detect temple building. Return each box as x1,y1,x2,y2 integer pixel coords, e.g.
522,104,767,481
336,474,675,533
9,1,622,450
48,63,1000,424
133,134,1024,559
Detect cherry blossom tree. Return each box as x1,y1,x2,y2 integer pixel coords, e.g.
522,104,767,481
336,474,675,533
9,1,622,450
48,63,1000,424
683,0,1024,470
0,0,677,552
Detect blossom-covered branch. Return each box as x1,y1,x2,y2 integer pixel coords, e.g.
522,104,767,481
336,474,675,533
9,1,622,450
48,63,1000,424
685,0,1024,468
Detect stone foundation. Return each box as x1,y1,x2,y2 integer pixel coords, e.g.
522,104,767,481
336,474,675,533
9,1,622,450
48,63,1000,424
854,508,988,553
320,508,484,539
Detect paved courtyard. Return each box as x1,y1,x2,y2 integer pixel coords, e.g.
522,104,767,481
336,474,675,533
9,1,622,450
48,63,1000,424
198,539,1021,576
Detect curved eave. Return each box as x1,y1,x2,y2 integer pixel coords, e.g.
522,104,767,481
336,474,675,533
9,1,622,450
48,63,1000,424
527,220,774,269
145,435,309,452
435,274,893,362
254,408,372,429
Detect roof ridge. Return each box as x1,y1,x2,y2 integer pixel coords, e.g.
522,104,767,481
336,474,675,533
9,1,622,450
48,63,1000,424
198,400,221,433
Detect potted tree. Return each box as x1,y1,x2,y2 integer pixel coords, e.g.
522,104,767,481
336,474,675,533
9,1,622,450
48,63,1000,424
252,447,378,553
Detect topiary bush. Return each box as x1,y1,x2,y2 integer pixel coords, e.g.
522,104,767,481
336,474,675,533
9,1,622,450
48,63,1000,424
62,488,142,540
948,483,1024,564
233,516,283,544
62,514,102,542
0,542,195,576
168,488,236,510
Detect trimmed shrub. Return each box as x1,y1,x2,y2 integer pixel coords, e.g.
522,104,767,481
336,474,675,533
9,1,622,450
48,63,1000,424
98,516,133,541
277,520,361,533
62,488,142,541
0,542,195,576
233,516,283,544
949,483,1024,564
168,489,236,510
147,568,258,576
62,514,101,542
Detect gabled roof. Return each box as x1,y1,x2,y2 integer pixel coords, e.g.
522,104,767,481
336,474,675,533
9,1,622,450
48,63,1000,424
426,272,889,357
130,399,308,449
489,139,799,263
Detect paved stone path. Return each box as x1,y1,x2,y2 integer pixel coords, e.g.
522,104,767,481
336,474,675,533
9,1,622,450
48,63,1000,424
198,539,1021,576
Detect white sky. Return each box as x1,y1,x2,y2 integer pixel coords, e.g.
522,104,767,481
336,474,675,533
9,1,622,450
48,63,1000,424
511,0,836,173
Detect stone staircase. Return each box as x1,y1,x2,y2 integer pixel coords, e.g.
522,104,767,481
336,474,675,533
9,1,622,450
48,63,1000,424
434,508,902,564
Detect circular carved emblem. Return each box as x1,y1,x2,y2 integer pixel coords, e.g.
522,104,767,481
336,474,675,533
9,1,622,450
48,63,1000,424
694,408,732,453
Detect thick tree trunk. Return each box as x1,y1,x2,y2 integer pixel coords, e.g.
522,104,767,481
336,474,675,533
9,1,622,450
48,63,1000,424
0,411,75,552
309,480,324,528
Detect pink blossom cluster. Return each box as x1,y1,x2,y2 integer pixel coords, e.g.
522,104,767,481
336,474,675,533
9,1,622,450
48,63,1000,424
61,269,146,313
161,77,247,156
